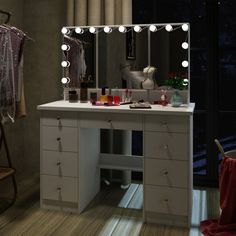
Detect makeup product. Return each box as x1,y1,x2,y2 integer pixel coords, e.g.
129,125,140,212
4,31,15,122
69,90,78,103
80,81,88,103
90,92,97,105
100,87,108,103
114,95,120,105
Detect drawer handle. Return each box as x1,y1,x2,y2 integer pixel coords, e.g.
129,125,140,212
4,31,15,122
108,119,112,123
163,198,169,203
57,187,61,191
57,116,61,120
163,170,168,176
161,121,168,125
163,144,168,150
57,137,61,141
57,161,61,166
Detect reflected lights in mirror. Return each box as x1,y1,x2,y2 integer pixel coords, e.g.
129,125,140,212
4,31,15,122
182,60,189,67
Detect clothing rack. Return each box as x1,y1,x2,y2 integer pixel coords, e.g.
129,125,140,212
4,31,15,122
0,10,11,24
0,9,17,213
0,122,17,212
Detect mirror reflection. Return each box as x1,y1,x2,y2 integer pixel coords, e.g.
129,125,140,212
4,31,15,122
61,24,189,90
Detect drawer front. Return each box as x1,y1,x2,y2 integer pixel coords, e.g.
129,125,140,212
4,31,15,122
145,115,188,133
144,132,188,160
79,112,142,131
41,111,77,127
145,185,188,216
41,151,78,177
41,175,78,203
42,126,78,152
145,159,188,188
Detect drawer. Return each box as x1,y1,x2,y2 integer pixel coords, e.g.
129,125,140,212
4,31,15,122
145,185,188,216
41,126,78,152
41,175,78,203
145,159,188,188
79,112,142,131
144,132,188,160
145,115,188,133
41,111,77,127
41,151,78,177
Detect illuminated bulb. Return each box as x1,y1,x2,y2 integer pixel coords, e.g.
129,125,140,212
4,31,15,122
61,77,70,84
182,60,189,67
183,78,188,86
182,42,188,49
61,27,70,35
75,27,84,34
61,61,70,67
61,44,70,51
182,24,189,31
118,25,127,33
134,25,142,32
89,27,96,33
149,25,157,32
104,26,112,33
165,24,173,32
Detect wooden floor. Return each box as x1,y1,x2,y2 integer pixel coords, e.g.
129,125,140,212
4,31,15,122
0,179,220,236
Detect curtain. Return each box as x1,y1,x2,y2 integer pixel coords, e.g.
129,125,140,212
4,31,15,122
67,0,132,26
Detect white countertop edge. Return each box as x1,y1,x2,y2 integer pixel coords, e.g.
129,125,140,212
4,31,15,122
37,100,195,115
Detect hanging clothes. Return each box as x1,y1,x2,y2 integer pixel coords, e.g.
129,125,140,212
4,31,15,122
64,34,87,87
0,24,26,122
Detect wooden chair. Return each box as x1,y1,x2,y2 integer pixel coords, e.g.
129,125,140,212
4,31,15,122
0,123,17,212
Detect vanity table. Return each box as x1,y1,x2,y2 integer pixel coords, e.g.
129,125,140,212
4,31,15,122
38,100,195,227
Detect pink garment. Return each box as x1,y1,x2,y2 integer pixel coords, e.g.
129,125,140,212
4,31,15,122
200,156,236,236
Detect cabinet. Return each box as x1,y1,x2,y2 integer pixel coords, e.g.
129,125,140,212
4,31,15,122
144,115,192,227
38,101,194,227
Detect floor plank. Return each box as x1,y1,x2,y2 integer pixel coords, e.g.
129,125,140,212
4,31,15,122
0,181,220,236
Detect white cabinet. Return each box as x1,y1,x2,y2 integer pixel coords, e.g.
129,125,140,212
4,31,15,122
40,111,80,212
38,101,194,227
143,114,192,227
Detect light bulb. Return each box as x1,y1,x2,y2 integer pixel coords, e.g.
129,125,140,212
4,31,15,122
182,42,188,49
75,27,84,34
182,24,189,31
182,60,189,67
61,27,70,35
104,26,112,33
89,27,96,33
118,26,127,33
149,25,157,32
183,78,188,86
165,24,173,32
134,25,142,32
61,61,70,67
61,44,70,51
61,77,70,84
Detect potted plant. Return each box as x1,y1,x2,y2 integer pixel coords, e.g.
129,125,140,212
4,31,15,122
165,72,188,107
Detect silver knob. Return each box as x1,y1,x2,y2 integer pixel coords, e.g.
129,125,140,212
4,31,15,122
163,144,168,149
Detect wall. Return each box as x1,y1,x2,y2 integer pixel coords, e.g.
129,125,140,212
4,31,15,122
0,0,66,188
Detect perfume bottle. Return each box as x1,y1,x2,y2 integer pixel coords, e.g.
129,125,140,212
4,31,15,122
100,87,108,103
160,90,168,106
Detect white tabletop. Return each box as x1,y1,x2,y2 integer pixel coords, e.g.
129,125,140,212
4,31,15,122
37,100,195,115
